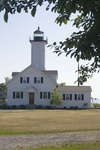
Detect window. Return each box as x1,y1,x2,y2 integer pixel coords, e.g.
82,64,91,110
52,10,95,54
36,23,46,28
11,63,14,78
16,92,20,98
40,92,42,99
13,92,15,99
78,94,81,100
34,77,44,84
20,77,23,84
66,94,70,100
75,94,77,100
70,94,72,100
81,94,84,100
41,77,43,83
43,92,47,99
20,77,30,84
34,77,37,83
12,92,23,99
63,94,65,100
62,94,72,100
40,92,51,99
21,92,23,98
48,92,51,99
74,94,84,101
27,77,29,83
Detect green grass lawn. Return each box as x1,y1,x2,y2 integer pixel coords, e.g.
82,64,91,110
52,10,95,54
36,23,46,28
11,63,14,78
0,109,100,135
17,142,100,150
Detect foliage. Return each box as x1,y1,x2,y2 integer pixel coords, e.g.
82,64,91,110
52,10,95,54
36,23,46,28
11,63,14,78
5,77,10,83
50,0,100,85
1,0,100,84
0,83,7,103
59,82,66,87
50,88,63,105
0,83,6,90
93,103,100,108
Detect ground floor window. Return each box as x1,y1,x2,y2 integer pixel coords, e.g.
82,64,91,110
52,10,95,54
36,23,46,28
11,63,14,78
13,92,23,99
40,92,51,99
62,94,72,100
62,93,84,101
74,94,84,101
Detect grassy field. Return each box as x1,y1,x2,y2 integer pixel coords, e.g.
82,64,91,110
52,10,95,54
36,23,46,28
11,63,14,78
0,109,100,134
17,142,100,150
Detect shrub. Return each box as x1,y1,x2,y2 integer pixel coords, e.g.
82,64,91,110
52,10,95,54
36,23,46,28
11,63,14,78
35,105,43,109
50,88,63,105
20,105,26,109
11,105,17,109
0,104,8,109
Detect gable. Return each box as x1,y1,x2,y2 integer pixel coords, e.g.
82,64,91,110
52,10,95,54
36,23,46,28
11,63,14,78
7,65,57,90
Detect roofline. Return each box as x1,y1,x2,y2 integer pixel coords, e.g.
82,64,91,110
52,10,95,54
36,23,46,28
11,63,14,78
7,65,57,86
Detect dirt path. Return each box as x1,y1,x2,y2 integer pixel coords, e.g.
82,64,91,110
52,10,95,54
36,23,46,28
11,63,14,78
0,131,100,150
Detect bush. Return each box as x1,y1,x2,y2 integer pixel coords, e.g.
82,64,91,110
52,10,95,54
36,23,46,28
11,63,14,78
19,105,26,109
0,104,8,109
50,88,63,105
64,106,67,109
35,105,43,109
45,105,52,109
11,105,17,109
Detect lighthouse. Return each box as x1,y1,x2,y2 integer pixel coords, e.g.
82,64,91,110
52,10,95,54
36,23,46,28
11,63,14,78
30,27,47,70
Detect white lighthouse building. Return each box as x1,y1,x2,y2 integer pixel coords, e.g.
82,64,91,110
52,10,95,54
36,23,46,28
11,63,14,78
30,27,47,70
7,27,92,108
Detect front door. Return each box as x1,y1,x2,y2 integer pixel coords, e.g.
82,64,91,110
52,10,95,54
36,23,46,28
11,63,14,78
29,92,34,104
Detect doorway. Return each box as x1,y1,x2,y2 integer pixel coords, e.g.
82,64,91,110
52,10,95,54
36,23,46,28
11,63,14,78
29,92,34,104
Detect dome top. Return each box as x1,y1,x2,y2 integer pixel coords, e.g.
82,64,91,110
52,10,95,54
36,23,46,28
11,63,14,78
34,26,44,34
29,27,47,43
33,26,44,41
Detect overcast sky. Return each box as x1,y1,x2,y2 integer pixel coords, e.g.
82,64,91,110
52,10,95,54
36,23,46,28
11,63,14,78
0,5,100,99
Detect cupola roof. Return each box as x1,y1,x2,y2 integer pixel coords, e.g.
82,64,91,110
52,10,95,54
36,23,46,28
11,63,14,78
34,26,43,34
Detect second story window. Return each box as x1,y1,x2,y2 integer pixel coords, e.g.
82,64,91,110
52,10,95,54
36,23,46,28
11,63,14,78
20,77,30,84
41,77,43,83
20,77,23,84
34,77,37,83
27,77,29,83
34,77,44,84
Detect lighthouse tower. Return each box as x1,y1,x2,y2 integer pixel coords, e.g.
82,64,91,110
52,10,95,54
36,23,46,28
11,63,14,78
30,27,47,70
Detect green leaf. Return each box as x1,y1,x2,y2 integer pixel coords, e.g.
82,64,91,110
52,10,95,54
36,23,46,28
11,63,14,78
64,19,67,24
38,0,43,6
53,42,56,45
31,6,36,17
4,12,8,22
17,6,21,13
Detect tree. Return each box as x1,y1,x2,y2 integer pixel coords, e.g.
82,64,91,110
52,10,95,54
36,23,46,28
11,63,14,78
50,88,63,105
59,82,66,87
0,83,7,103
1,0,100,84
5,77,10,83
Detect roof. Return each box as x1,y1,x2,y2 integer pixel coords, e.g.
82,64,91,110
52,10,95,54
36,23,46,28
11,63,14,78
34,27,44,34
43,70,58,74
7,65,57,86
57,86,92,92
12,72,19,77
